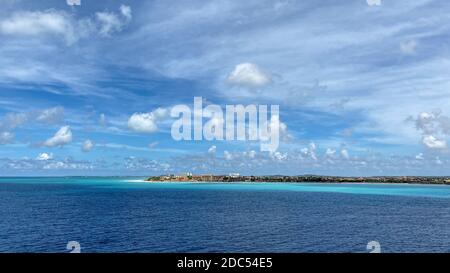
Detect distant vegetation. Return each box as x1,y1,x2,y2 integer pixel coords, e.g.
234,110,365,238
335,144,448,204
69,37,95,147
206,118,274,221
147,174,450,184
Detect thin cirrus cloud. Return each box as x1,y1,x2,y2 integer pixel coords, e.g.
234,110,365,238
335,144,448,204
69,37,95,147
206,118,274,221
400,40,417,55
96,5,132,37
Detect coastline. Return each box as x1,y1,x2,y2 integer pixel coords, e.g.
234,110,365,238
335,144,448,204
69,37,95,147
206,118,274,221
145,175,450,185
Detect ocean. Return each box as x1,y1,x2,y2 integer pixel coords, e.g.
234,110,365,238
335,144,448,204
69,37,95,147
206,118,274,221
1,177,450,253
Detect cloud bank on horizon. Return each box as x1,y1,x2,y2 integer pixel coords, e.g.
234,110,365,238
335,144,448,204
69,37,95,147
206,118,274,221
1,0,450,176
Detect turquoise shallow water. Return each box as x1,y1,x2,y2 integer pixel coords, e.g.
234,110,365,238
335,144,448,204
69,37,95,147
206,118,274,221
1,177,450,252
123,181,450,198
5,177,450,198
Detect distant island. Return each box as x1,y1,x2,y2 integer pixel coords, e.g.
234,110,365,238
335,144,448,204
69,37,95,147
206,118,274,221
147,174,450,185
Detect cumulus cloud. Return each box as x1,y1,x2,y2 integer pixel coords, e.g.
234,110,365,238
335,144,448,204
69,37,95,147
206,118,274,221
409,110,450,150
42,158,93,170
366,0,381,6
0,108,65,147
168,144,445,176
82,139,94,152
341,149,350,159
299,142,318,161
0,107,64,134
422,135,447,150
124,156,171,172
128,113,158,133
1,156,93,171
227,63,271,88
245,150,256,159
309,142,318,161
208,145,217,154
67,0,81,6
265,114,293,144
0,131,14,144
43,126,73,147
223,150,233,160
271,151,287,162
325,148,336,158
128,107,169,133
36,152,53,161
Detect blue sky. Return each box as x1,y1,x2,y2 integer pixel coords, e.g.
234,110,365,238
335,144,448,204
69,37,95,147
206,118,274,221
1,0,450,176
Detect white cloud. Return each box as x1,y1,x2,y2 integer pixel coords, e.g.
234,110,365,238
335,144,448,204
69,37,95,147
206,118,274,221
325,148,336,158
128,107,169,133
299,143,318,161
422,135,447,150
82,139,94,152
0,10,77,44
42,159,92,170
227,63,271,88
309,142,318,161
409,111,450,149
66,0,81,6
151,107,169,120
415,153,424,160
208,145,217,154
43,126,73,147
224,150,233,160
366,0,381,6
0,5,131,43
245,150,256,159
341,149,350,159
0,131,14,144
265,114,293,144
435,156,443,165
400,40,417,55
36,107,64,124
96,5,132,36
36,152,53,161
128,113,158,133
96,12,122,36
271,151,287,162
0,112,28,131
120,5,132,20
0,108,65,137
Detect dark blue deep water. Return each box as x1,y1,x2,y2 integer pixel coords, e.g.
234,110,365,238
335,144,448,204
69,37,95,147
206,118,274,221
1,177,450,253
